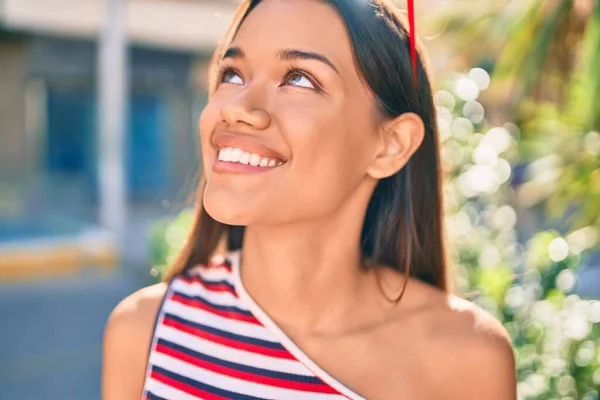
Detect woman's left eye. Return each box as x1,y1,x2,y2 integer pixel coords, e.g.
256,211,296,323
285,72,315,89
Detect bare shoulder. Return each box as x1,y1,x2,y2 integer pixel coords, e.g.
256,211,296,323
408,283,517,399
347,269,516,399
106,282,168,333
102,283,168,400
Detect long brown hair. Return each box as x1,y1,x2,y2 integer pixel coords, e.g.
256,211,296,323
164,0,449,293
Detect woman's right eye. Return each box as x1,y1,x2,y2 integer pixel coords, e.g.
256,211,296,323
221,68,244,85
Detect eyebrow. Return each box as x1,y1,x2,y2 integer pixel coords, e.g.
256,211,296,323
222,46,340,74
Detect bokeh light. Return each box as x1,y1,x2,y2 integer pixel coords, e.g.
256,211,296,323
455,77,480,101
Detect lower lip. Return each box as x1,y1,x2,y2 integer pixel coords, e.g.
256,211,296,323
212,160,281,174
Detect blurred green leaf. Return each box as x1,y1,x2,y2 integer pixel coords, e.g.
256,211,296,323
476,265,514,305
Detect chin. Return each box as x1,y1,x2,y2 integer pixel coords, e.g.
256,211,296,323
203,186,256,226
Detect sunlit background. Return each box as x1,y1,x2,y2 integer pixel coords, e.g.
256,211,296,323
0,0,599,399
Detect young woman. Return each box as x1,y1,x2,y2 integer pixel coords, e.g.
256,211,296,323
102,0,517,399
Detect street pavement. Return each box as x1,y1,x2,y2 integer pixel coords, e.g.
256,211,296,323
0,268,153,400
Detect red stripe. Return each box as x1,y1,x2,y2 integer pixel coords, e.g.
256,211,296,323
407,0,417,82
170,293,259,325
179,275,238,297
151,370,228,400
156,344,340,395
163,317,296,360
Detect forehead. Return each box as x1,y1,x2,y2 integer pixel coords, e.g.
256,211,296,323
232,0,353,65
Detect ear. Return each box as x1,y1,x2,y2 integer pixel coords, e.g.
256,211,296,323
367,112,425,180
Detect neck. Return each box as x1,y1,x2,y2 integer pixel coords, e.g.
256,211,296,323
237,185,379,336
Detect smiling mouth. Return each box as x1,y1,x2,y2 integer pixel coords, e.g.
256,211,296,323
216,147,286,168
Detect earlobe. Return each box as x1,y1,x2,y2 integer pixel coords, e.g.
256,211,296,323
367,112,425,180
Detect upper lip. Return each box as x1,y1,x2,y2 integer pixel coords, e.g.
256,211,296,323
212,132,287,161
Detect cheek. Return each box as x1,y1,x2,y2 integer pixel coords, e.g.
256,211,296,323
286,98,374,175
278,101,375,213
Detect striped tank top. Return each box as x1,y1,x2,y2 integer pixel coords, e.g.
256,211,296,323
142,250,366,400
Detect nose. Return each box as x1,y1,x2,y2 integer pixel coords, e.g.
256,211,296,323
220,89,271,130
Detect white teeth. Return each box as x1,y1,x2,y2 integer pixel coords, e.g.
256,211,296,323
219,147,232,161
239,152,251,165
230,148,243,162
217,147,285,168
249,154,261,166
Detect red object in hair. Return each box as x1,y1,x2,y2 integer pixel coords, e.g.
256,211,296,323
407,0,417,82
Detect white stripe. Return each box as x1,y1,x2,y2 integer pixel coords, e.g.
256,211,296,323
158,325,314,376
187,265,235,284
171,278,241,308
162,299,277,342
144,377,206,400
152,352,348,400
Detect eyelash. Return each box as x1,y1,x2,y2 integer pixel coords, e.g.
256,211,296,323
283,65,322,90
217,64,322,91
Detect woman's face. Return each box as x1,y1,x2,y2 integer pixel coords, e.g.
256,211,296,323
200,0,382,226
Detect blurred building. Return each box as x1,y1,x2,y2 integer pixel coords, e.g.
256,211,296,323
0,0,239,281
0,2,237,398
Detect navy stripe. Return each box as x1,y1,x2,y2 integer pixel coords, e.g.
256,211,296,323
158,338,323,384
164,313,287,351
145,391,167,400
152,365,271,400
171,290,253,317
